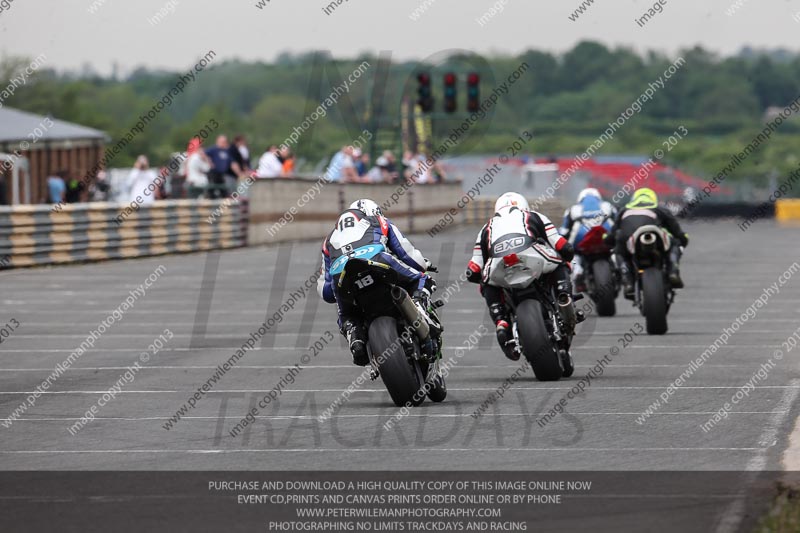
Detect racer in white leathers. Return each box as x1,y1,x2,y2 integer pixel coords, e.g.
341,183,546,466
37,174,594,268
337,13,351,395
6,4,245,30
465,192,583,361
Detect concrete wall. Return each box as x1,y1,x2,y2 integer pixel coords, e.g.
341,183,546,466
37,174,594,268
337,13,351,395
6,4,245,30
248,179,465,245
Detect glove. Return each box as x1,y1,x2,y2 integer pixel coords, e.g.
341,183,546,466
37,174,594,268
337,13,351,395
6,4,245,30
423,276,437,295
603,232,616,247
559,242,575,262
681,233,689,248
466,261,482,284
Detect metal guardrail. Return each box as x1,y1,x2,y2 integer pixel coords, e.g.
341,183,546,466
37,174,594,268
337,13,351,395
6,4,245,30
0,200,246,269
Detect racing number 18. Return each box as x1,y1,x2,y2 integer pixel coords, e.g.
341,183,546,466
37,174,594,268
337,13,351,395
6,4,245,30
338,217,356,231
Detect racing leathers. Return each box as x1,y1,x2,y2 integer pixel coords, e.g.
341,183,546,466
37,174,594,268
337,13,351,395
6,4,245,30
465,206,580,361
318,208,433,365
560,196,617,292
606,206,689,297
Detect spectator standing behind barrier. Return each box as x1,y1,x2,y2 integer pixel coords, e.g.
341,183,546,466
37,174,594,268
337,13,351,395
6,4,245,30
367,156,391,183
281,147,296,176
89,170,110,201
230,135,251,175
326,145,358,183
382,150,400,183
354,149,369,177
47,171,66,204
127,156,157,206
205,135,232,198
65,171,84,203
256,145,283,178
186,137,211,199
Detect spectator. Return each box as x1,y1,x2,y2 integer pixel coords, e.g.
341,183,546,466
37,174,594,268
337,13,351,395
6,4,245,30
354,148,368,177
281,147,296,176
65,172,85,203
326,145,358,183
90,170,110,201
231,134,251,175
47,171,66,204
127,155,157,206
205,135,232,198
186,137,211,199
382,150,400,183
256,145,283,178
367,156,393,183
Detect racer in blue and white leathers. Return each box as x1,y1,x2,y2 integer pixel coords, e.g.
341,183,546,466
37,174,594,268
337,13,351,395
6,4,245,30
560,188,616,292
317,199,434,365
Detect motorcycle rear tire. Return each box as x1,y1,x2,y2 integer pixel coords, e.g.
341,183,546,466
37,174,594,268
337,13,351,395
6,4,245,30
517,300,562,381
592,259,617,317
369,317,424,407
642,267,669,335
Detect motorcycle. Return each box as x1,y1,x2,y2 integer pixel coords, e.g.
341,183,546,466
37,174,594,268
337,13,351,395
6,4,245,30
486,234,576,381
574,224,619,317
331,245,445,407
626,225,675,335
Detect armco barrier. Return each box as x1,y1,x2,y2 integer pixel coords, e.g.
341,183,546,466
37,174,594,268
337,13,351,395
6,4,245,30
0,200,245,269
776,199,800,222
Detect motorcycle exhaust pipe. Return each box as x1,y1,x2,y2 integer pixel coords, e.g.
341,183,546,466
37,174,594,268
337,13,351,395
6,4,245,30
640,233,657,246
557,294,577,333
391,287,431,341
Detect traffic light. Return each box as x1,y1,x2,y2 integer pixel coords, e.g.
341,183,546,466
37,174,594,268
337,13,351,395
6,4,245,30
416,72,433,113
443,72,457,113
467,72,480,112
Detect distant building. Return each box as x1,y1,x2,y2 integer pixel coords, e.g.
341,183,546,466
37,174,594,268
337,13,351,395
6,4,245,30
0,107,108,205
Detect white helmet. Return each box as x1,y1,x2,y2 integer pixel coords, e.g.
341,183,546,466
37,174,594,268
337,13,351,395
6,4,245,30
494,192,529,213
349,199,382,217
577,188,602,202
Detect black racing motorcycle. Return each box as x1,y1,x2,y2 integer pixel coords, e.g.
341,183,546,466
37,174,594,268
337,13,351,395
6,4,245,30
575,225,619,317
626,225,675,334
334,252,445,407
487,235,577,381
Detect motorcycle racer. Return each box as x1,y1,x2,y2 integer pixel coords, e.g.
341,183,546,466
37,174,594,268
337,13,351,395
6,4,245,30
605,188,689,299
318,199,436,366
560,188,617,293
465,192,584,361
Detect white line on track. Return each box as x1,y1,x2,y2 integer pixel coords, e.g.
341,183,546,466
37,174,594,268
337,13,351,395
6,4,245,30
0,364,767,371
1,386,798,395
0,344,786,350
0,447,766,454
714,378,800,533
7,411,787,422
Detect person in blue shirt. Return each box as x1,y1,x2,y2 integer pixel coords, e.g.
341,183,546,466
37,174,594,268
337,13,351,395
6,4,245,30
205,135,232,198
47,171,66,204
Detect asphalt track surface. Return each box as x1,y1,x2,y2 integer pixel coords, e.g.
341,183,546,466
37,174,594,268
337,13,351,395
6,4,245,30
1,220,799,473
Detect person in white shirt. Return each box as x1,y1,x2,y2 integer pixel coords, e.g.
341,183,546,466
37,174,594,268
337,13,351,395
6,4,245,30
257,146,284,178
127,155,158,205
186,146,211,199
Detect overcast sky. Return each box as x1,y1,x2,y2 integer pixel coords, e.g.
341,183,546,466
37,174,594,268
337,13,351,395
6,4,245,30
1,0,799,75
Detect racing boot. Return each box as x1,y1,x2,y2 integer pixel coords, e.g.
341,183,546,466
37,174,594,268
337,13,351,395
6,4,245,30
555,272,584,334
559,349,575,378
668,245,684,289
489,302,519,361
495,320,520,361
342,320,369,366
619,259,635,300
